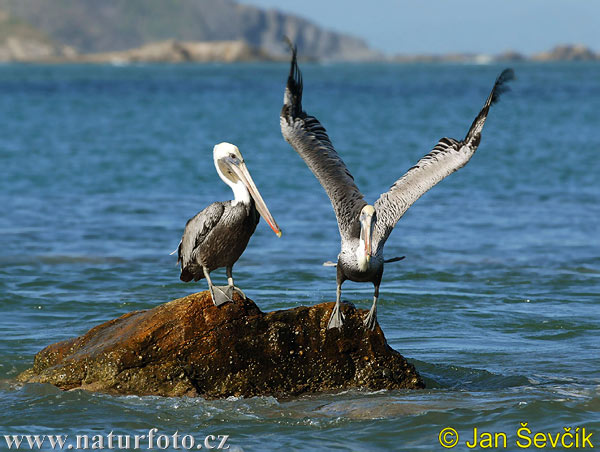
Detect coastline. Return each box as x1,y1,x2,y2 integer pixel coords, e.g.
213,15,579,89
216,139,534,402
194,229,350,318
1,39,598,64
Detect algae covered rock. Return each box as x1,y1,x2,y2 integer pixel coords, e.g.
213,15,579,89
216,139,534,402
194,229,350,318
18,292,424,398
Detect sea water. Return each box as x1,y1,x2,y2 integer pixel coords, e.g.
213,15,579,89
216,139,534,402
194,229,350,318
0,62,599,451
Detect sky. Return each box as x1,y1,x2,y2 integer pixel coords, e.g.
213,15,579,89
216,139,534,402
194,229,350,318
237,0,600,55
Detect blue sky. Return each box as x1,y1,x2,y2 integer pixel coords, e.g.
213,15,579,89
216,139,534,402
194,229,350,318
238,0,600,55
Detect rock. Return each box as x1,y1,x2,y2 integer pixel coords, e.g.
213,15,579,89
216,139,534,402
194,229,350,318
17,292,424,398
0,8,77,62
532,44,598,62
80,39,275,64
391,44,600,64
391,53,483,64
0,36,76,61
495,50,526,62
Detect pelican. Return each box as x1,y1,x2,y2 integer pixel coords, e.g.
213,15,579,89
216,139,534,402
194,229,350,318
280,44,513,330
175,142,282,306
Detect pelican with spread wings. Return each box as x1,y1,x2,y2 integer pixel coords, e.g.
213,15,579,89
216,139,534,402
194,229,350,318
280,44,513,330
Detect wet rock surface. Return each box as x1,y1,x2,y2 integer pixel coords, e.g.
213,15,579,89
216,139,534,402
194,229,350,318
17,292,424,398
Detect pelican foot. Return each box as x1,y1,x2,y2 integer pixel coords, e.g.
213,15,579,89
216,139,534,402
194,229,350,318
363,305,378,331
327,303,345,330
230,285,247,300
212,285,247,301
210,285,233,307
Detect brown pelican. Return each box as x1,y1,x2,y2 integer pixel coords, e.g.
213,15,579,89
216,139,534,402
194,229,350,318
175,142,281,306
280,44,513,330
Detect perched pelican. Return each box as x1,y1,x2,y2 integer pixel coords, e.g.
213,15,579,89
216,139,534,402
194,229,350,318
175,142,282,306
280,44,513,330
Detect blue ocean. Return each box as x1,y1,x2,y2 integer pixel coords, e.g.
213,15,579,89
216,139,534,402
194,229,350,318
1,62,599,451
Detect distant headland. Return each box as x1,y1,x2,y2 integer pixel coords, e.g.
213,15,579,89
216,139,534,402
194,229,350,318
0,0,377,62
390,44,600,64
0,1,598,63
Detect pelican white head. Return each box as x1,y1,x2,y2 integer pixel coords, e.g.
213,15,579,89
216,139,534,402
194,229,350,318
213,142,282,237
213,142,244,194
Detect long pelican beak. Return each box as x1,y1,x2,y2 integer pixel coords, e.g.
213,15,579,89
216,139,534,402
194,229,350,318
229,159,282,237
360,212,373,263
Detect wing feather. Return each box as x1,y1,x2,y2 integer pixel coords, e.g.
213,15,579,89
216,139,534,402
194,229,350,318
178,202,225,271
280,42,366,239
373,69,514,249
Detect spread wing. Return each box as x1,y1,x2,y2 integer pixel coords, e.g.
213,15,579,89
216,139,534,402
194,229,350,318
280,42,366,240
373,68,515,249
177,202,225,270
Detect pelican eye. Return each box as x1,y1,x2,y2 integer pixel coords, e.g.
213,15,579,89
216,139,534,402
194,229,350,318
229,153,237,160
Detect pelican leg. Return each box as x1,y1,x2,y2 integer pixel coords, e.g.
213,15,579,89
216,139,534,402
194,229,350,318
363,283,380,331
203,266,231,307
226,266,246,300
327,281,345,329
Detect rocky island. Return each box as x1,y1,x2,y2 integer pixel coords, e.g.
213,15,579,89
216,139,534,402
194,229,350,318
17,292,424,398
80,39,274,64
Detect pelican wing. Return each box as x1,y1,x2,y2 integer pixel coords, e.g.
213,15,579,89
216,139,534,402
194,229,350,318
178,202,225,270
280,44,366,239
373,69,514,249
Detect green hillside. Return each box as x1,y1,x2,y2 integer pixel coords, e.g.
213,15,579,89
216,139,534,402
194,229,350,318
0,0,379,61
0,9,53,42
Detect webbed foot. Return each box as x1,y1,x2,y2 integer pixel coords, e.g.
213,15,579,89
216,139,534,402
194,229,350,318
210,285,233,306
327,302,345,329
363,304,378,331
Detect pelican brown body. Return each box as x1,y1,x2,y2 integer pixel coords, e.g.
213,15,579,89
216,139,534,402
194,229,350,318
178,200,259,282
175,142,281,306
280,43,513,330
